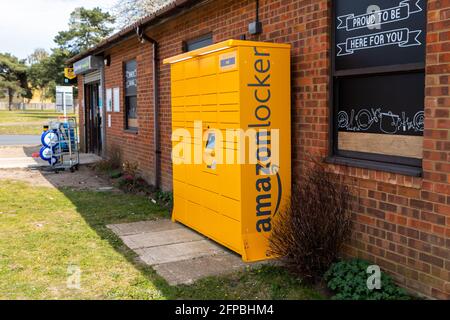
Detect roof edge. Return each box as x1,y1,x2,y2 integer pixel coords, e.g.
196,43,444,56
67,0,201,64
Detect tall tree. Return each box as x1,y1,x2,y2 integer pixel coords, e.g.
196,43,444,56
54,7,115,55
0,53,31,110
113,0,168,28
27,48,49,65
29,7,115,101
28,49,51,102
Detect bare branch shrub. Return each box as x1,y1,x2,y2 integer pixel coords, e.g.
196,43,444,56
269,162,354,283
93,144,122,172
108,144,122,170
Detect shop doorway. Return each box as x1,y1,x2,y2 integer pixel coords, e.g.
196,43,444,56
84,82,102,155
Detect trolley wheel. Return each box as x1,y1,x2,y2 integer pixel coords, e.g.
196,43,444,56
54,168,64,174
75,164,79,171
70,167,75,173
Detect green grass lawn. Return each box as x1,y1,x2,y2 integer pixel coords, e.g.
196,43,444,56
0,124,47,135
0,180,322,300
0,110,77,135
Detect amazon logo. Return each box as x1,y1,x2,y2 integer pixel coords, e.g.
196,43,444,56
248,46,282,233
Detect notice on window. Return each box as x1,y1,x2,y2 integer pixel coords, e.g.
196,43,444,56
106,88,112,112
113,87,120,112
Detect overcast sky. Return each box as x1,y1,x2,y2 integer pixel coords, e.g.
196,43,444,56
0,0,116,60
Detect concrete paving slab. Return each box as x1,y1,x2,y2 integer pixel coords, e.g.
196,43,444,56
153,253,251,285
107,219,181,237
108,219,270,286
135,240,226,266
121,228,205,250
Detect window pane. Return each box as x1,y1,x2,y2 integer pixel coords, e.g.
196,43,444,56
126,96,138,129
334,0,426,71
186,34,213,52
125,60,137,96
337,72,425,160
124,59,138,130
332,0,427,169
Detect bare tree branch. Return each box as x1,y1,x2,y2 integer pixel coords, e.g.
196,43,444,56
113,0,170,28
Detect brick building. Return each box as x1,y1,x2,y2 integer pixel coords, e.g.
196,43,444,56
69,0,449,299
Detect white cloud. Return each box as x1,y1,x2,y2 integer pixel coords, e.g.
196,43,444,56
0,0,116,59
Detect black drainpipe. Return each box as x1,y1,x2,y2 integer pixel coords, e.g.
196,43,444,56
136,26,161,190
249,0,262,35
256,0,260,24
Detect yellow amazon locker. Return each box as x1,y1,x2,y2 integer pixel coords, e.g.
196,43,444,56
164,40,291,262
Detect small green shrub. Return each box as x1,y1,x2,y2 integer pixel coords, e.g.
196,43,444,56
155,190,173,207
109,169,123,179
324,259,410,300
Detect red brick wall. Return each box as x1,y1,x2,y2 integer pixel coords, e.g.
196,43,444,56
102,39,156,183
333,0,449,299
77,0,449,299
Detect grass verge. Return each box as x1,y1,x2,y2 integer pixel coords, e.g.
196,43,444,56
0,110,77,135
0,180,322,300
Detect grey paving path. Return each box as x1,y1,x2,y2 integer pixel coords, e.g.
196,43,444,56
108,219,180,237
122,228,205,250
153,253,250,285
0,145,101,169
108,219,266,285
0,135,40,146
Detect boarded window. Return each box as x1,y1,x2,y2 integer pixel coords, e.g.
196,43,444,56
332,0,426,169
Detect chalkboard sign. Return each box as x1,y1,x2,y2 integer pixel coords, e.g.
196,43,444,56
125,60,137,96
337,72,425,136
335,0,426,71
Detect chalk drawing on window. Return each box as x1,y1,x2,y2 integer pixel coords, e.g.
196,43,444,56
337,108,424,134
336,0,423,32
336,28,422,56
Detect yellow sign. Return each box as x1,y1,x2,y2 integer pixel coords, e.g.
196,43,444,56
64,67,76,80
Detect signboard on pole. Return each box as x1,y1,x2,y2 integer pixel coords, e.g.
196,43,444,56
56,86,74,115
64,67,77,85
64,67,76,79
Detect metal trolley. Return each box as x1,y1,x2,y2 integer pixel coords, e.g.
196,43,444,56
47,117,80,173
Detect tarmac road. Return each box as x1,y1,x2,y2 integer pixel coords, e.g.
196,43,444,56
0,135,40,146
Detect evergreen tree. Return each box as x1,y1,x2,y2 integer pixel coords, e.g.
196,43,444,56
0,53,31,110
29,7,115,100
54,7,115,55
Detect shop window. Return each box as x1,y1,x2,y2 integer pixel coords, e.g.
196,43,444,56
330,0,427,175
183,33,213,52
124,59,138,130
